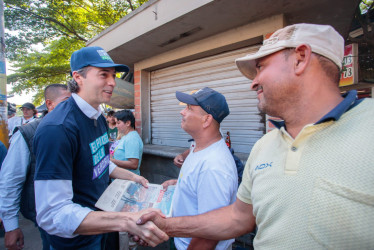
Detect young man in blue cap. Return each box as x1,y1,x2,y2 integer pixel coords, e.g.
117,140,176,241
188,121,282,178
33,47,168,249
161,87,238,250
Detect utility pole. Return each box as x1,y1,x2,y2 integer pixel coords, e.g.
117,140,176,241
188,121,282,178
0,0,9,147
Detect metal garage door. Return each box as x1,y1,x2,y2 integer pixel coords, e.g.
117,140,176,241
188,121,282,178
150,46,264,153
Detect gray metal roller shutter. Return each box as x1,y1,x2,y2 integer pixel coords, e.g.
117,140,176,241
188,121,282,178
150,46,264,153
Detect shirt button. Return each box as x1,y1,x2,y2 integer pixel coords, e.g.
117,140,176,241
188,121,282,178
291,146,297,152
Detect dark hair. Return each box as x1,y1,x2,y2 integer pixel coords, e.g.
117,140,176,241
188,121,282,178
114,110,135,129
107,110,115,117
67,66,91,93
44,84,68,101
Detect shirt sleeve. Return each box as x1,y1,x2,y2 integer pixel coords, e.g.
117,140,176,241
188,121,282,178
34,124,91,237
34,124,76,180
0,131,29,231
34,180,92,238
124,138,141,160
109,161,117,174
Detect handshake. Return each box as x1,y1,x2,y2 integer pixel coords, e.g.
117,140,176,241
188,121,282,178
129,201,247,249
130,209,169,247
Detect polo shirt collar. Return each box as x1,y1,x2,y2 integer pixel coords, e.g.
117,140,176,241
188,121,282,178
270,90,361,129
72,93,102,120
315,90,361,124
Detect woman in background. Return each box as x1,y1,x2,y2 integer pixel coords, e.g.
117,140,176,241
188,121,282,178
108,110,144,250
110,110,143,175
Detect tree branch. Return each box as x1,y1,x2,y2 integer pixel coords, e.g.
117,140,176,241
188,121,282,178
7,5,87,42
127,0,134,11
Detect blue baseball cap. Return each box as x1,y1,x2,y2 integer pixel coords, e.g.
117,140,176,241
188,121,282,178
70,46,129,74
176,87,230,123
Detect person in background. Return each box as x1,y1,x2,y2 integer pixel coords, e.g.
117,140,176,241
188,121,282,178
173,148,190,168
0,84,71,250
8,102,37,137
33,46,167,249
108,110,144,250
110,110,143,176
7,111,15,119
106,110,118,143
160,87,238,250
7,102,16,119
137,23,374,249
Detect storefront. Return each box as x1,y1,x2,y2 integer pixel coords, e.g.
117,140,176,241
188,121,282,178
149,46,264,153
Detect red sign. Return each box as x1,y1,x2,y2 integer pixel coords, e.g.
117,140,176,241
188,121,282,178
339,44,358,86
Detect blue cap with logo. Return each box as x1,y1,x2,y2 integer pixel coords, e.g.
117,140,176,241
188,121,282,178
176,87,230,123
70,46,129,74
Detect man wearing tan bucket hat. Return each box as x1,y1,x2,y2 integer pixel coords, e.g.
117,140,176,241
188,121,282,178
136,23,374,249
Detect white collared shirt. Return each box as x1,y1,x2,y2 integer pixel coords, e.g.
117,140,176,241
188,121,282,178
71,93,102,120
8,116,35,136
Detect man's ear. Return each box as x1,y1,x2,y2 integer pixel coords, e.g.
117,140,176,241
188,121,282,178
45,99,54,111
294,44,312,75
202,114,213,129
72,71,83,86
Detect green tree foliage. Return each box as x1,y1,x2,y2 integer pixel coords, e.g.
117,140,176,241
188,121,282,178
5,0,148,103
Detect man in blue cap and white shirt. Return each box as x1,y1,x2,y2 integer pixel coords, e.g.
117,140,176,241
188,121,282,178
33,46,169,249
161,87,238,250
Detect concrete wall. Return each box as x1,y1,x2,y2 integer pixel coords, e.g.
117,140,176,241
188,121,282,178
132,16,277,181
88,0,214,52
135,14,284,71
140,153,180,185
134,15,285,141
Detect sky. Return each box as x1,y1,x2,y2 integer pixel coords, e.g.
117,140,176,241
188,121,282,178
6,87,35,106
5,29,40,106
6,63,36,106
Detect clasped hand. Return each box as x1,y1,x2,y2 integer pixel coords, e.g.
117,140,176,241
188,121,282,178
130,211,168,247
